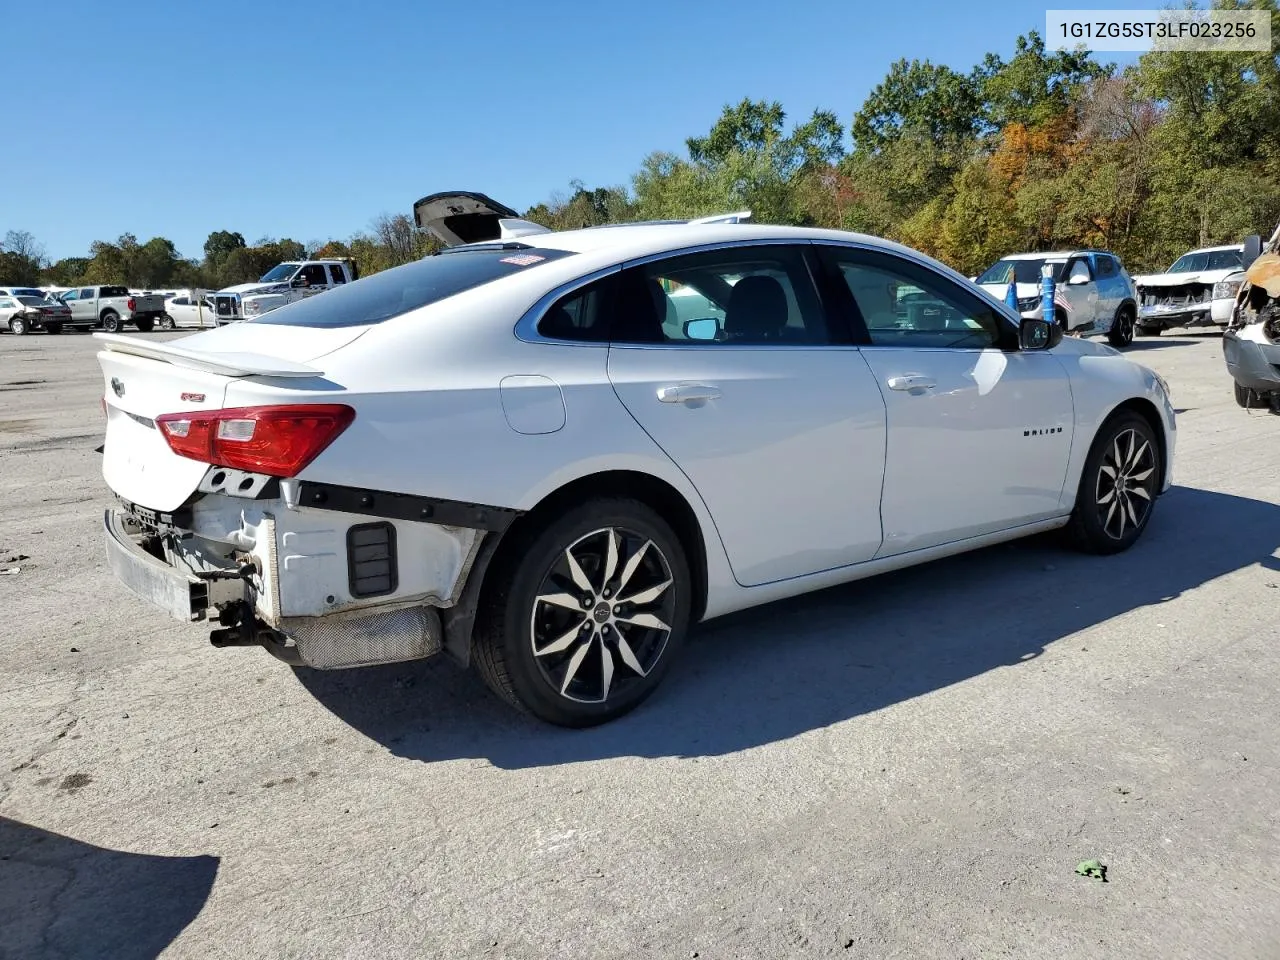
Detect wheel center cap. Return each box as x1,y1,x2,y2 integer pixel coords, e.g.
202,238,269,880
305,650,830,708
592,603,611,624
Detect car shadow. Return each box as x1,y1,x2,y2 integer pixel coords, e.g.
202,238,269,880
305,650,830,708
0,816,218,960
294,486,1280,769
1122,337,1204,350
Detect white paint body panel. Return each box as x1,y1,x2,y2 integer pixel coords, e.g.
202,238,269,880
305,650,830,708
97,222,1177,637
608,344,886,585
857,347,1074,554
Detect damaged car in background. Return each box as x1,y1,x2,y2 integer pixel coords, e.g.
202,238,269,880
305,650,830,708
1224,225,1280,411
1133,243,1247,335
95,193,1175,727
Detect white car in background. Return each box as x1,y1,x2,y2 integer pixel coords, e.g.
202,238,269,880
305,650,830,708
97,203,1175,726
1133,244,1244,334
0,292,74,334
162,294,216,329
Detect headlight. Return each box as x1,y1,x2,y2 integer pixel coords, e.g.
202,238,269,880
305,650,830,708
1213,279,1242,300
244,301,262,315
1017,296,1041,311
1153,371,1171,398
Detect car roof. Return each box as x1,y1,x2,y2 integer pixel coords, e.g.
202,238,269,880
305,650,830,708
997,250,1117,261
1183,244,1243,254
469,222,936,265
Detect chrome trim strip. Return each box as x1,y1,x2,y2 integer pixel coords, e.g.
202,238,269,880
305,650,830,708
513,264,622,345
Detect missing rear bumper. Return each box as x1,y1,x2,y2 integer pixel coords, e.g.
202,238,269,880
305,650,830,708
103,510,209,621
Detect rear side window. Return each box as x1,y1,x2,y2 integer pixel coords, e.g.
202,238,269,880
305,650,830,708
328,264,346,284
537,275,614,342
1095,256,1115,278
254,246,577,328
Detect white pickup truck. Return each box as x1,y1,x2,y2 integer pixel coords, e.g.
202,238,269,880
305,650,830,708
211,259,358,325
57,285,167,333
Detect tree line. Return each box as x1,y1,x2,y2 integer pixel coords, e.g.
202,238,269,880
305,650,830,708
4,5,1278,290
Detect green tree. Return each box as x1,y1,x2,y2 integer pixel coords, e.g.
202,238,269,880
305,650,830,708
851,59,983,153
977,30,1110,131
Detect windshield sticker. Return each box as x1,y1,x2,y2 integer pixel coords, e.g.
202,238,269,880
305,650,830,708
499,254,546,266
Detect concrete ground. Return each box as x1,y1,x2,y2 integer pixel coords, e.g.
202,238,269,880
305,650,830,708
1,327,1277,960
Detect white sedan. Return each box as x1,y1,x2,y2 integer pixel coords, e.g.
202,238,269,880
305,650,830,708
161,295,216,329
96,202,1176,726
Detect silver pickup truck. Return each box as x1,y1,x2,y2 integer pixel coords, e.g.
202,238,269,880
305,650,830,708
58,285,167,332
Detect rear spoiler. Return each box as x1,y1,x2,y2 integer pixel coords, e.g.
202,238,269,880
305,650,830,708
93,333,323,378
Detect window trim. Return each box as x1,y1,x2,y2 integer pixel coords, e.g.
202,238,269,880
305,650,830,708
814,242,1021,352
515,239,860,350
612,242,836,348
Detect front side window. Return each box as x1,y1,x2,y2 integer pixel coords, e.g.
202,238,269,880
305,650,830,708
612,245,828,346
827,248,1005,349
298,264,328,286
61,290,79,301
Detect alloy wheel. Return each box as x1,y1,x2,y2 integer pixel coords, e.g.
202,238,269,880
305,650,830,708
1095,428,1156,539
529,526,676,705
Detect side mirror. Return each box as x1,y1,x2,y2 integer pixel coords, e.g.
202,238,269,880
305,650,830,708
1020,317,1062,351
290,276,308,288
684,317,720,341
1243,234,1262,271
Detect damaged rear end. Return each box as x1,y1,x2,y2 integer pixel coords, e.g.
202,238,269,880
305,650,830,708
97,329,498,670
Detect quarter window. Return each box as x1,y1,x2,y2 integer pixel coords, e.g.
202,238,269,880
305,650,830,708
612,245,829,345
537,276,613,342
827,249,1005,349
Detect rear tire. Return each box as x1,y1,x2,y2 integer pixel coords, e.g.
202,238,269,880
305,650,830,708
9,316,27,335
134,317,155,333
44,321,62,335
1107,305,1135,348
474,498,692,727
1137,324,1162,337
1065,412,1161,555
1234,381,1267,409
101,310,120,333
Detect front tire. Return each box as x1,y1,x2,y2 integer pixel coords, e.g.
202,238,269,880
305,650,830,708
474,498,692,727
1107,305,1135,348
101,310,120,333
9,316,27,335
1066,412,1161,555
1234,381,1267,409
159,314,176,330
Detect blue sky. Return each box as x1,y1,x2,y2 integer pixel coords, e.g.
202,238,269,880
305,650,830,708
4,0,1141,262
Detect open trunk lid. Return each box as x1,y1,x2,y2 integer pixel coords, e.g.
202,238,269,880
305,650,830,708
96,325,361,512
412,190,549,246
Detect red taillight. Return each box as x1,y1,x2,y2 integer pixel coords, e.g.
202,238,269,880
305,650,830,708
127,297,136,311
155,405,355,478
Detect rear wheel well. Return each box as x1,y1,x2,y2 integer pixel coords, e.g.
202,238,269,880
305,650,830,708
478,471,708,631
